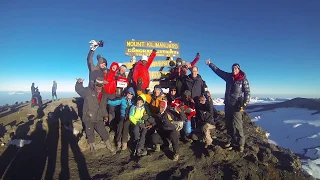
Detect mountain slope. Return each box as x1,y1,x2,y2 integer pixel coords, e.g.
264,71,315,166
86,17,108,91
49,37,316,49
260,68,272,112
0,98,315,180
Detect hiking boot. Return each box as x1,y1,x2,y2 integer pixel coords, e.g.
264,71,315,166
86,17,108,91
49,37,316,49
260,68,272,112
239,145,244,153
121,142,127,151
224,143,233,150
191,134,198,141
173,154,179,161
89,143,96,152
105,140,116,154
155,144,161,152
136,149,147,156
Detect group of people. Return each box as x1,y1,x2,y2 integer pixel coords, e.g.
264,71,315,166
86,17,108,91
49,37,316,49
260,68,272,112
75,40,251,161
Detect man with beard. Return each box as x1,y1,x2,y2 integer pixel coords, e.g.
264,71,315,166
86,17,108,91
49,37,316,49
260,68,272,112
206,59,250,152
75,77,115,154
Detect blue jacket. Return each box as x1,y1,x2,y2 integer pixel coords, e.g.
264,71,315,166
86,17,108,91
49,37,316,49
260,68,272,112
107,87,135,118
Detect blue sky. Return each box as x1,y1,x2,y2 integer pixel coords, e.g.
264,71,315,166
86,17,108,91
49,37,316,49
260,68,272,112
0,0,319,98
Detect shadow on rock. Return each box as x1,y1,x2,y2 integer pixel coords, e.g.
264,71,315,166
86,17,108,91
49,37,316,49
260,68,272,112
156,166,194,180
1,121,47,179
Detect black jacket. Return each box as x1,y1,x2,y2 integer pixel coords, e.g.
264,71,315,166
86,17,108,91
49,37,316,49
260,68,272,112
75,82,108,122
155,109,186,131
182,74,205,99
208,63,250,107
87,50,105,88
197,99,218,125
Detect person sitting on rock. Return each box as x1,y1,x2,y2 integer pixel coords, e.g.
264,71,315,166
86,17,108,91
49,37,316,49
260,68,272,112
137,82,167,115
152,100,186,161
166,86,178,106
132,49,157,92
107,87,135,151
75,77,115,154
170,90,196,142
129,94,155,156
196,92,218,148
206,59,250,152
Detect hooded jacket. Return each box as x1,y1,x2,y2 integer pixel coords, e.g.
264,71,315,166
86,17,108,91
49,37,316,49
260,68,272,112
132,51,157,89
108,87,135,118
75,82,108,122
104,62,120,94
87,50,107,88
197,98,218,125
137,87,167,114
129,94,155,126
168,56,200,80
208,63,250,107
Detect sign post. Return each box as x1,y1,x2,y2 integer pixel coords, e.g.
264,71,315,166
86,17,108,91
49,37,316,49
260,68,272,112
124,39,180,88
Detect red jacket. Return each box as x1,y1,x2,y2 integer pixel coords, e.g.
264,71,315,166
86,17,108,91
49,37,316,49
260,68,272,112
132,51,156,89
104,62,120,94
170,97,196,120
168,56,200,80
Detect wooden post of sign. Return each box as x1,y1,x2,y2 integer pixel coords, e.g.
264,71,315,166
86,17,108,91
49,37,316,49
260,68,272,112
130,39,136,63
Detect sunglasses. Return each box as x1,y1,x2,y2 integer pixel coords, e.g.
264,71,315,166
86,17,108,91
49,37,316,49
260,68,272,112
128,92,133,95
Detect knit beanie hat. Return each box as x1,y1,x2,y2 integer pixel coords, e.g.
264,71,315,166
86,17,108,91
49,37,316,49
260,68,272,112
232,63,240,70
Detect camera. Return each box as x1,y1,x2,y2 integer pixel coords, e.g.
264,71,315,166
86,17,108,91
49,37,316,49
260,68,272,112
97,40,104,47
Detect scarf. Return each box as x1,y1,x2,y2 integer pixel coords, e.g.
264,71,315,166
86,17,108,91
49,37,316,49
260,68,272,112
233,71,245,81
98,92,103,104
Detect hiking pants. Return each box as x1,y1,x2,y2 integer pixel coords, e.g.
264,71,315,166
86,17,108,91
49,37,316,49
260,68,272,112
133,125,148,150
152,129,179,154
83,120,109,144
116,116,130,143
107,93,116,123
225,105,245,146
202,123,215,146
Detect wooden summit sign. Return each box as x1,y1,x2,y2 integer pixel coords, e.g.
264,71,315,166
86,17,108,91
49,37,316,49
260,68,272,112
125,40,180,57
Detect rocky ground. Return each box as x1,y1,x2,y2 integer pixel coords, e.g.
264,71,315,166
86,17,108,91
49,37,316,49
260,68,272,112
0,98,315,180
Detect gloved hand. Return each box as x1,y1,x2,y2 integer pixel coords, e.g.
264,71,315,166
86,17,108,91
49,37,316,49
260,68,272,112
205,58,211,65
137,122,145,129
196,52,200,58
153,49,157,53
142,114,149,121
89,40,99,51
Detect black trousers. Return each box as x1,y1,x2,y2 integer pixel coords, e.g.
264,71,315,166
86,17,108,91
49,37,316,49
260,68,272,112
116,117,130,143
152,128,179,154
133,125,148,150
83,120,109,144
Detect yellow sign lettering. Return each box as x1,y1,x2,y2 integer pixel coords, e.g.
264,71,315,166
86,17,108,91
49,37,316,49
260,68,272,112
125,48,180,57
125,40,180,49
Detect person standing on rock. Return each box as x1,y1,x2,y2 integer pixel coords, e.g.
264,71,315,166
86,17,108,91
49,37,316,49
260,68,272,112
107,87,135,151
206,59,250,152
75,77,115,154
132,49,157,92
52,81,58,101
87,40,107,88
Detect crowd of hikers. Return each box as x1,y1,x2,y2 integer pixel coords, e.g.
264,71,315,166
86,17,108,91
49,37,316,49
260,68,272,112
75,40,251,161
